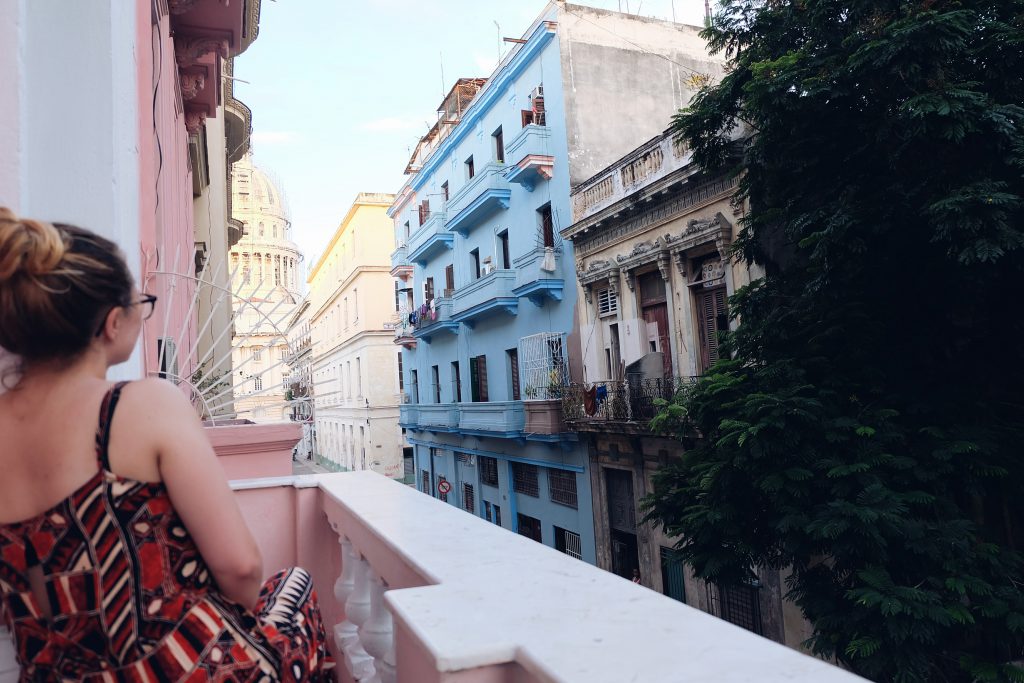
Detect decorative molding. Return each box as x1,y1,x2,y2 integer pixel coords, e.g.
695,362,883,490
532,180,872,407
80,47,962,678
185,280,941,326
571,177,736,259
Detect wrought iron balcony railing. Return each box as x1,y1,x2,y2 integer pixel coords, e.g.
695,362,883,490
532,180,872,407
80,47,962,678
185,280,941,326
561,376,698,425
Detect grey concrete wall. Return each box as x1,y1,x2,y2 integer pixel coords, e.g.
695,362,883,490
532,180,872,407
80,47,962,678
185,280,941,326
557,3,726,186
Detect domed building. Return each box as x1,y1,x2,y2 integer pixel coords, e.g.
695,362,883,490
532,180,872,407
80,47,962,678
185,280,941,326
228,153,304,423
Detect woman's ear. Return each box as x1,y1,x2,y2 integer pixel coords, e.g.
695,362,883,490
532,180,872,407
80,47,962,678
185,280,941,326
99,306,124,341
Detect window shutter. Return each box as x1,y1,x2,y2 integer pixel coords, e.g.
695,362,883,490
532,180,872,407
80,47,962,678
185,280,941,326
470,357,479,402
699,288,729,367
509,349,520,401
477,355,489,402
445,264,455,293
597,288,618,316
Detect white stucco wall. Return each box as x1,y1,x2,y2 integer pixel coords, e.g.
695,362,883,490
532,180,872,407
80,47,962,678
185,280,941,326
0,0,141,380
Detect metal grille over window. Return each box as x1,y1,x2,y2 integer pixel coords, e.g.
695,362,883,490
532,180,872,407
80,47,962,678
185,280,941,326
421,470,430,496
597,287,618,316
479,456,499,487
555,526,583,560
462,483,475,513
708,582,763,635
549,469,578,508
518,332,569,400
512,462,540,497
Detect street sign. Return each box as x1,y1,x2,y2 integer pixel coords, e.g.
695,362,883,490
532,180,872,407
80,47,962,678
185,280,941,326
437,479,452,495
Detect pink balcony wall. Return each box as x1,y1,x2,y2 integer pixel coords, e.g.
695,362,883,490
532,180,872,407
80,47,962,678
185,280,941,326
206,422,302,479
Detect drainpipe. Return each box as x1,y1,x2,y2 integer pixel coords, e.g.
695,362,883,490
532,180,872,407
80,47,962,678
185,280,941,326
507,460,518,533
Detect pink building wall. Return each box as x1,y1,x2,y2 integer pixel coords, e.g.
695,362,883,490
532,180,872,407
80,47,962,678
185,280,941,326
138,7,199,381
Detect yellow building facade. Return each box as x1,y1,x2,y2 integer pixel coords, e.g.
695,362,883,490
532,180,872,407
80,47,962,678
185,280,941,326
308,193,405,478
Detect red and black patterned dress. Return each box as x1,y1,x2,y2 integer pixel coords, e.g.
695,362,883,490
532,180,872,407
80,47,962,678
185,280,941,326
0,382,332,681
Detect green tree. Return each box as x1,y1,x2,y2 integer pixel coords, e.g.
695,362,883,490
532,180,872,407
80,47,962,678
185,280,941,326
644,0,1024,680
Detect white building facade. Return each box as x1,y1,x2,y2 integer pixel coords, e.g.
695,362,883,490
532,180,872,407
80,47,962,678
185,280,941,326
228,153,303,423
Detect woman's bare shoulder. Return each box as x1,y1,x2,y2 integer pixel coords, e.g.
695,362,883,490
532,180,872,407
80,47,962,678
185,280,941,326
119,378,200,426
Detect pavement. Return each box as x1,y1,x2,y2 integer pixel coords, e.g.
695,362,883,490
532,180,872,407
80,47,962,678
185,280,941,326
291,458,332,476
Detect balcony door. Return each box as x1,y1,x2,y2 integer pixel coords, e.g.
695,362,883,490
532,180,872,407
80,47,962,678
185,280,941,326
638,270,672,377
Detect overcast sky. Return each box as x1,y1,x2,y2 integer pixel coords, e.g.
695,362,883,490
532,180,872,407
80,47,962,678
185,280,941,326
233,0,709,270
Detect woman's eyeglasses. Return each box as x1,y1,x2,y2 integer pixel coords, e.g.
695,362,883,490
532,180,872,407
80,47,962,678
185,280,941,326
94,294,159,337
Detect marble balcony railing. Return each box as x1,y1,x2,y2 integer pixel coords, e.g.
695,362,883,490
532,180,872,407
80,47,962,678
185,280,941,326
230,471,868,683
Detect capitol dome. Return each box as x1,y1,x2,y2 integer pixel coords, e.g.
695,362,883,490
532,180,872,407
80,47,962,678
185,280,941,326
229,153,303,301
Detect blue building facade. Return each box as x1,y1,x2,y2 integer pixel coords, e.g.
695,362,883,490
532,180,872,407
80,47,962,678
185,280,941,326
390,14,597,564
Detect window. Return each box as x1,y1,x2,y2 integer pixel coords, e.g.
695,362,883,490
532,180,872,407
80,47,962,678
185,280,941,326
438,476,449,503
497,230,510,269
356,357,362,397
462,483,475,513
424,277,434,303
403,221,410,243
494,504,502,527
398,353,404,392
394,279,402,312
445,264,455,295
465,155,475,179
538,204,554,248
431,365,441,403
555,527,583,560
353,289,359,322
517,513,543,543
346,361,352,398
253,376,263,391
418,199,430,225
469,249,481,280
696,284,729,372
507,348,520,401
343,297,349,328
451,361,462,402
157,338,178,380
660,547,687,603
441,181,449,202
455,452,473,464
597,287,618,316
493,127,504,163
479,456,499,487
411,369,419,403
469,355,488,402
549,469,578,508
484,500,493,522
252,347,262,362
512,462,539,497
259,223,265,237
711,582,763,636
421,470,430,495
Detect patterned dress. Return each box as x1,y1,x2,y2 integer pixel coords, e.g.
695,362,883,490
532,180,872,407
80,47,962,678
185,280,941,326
0,382,332,681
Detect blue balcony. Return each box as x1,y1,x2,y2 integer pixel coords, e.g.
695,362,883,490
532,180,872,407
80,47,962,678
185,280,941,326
457,401,525,437
504,125,554,192
412,297,460,343
407,212,453,266
446,163,512,236
512,247,564,307
390,244,412,279
451,270,518,327
417,403,461,433
398,403,419,429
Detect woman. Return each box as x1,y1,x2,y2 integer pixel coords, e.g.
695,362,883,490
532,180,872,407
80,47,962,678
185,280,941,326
0,208,331,681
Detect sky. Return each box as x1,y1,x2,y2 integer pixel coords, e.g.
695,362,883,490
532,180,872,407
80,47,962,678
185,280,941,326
233,0,709,269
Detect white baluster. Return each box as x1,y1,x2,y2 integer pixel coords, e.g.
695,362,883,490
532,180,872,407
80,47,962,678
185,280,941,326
360,574,395,683
334,539,375,680
345,555,376,680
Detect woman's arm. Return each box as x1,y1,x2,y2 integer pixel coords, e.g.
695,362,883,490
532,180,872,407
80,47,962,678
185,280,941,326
132,379,264,610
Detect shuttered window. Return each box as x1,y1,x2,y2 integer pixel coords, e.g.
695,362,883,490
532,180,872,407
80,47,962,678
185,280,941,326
479,456,499,487
462,483,475,513
421,470,430,496
507,348,521,401
470,355,488,402
512,463,539,497
597,288,617,316
697,287,729,372
549,469,578,508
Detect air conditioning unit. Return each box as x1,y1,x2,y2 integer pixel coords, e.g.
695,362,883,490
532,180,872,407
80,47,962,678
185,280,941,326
467,454,476,466
530,85,544,101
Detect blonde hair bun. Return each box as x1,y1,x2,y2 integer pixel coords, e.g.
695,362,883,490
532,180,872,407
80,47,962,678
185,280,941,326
0,207,67,282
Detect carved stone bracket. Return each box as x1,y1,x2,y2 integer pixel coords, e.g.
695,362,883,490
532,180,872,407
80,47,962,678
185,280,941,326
168,0,201,14
175,36,229,69
624,269,635,292
673,250,687,279
657,252,671,281
179,69,206,101
184,109,208,134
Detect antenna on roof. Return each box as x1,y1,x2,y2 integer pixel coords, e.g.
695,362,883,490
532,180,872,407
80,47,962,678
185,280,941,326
493,20,502,63
439,51,446,99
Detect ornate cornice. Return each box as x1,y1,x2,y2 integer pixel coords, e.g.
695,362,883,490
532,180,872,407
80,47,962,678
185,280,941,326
179,70,206,100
